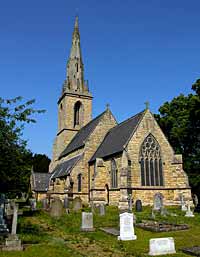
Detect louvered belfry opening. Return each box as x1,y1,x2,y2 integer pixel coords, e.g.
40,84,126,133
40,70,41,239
140,134,164,186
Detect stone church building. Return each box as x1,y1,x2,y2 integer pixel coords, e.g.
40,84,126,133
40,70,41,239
32,17,192,210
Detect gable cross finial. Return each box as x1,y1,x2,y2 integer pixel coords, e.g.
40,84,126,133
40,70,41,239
106,103,110,110
145,101,149,110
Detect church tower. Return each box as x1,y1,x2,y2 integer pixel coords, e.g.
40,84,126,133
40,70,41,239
51,16,93,165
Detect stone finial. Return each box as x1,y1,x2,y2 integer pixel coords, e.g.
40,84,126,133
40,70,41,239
145,101,150,110
106,103,110,110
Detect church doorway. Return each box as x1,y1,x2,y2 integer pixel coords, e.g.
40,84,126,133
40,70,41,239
105,184,109,205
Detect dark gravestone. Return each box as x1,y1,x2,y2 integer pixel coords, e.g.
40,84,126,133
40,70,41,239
135,200,142,212
50,198,64,218
194,203,200,213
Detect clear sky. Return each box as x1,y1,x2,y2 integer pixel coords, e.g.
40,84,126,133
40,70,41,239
0,0,199,158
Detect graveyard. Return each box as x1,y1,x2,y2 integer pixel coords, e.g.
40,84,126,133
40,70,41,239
0,196,200,257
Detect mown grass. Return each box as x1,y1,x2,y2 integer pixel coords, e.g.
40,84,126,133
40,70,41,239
0,206,200,257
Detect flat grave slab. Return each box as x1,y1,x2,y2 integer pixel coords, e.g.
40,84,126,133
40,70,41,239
136,220,189,232
182,246,200,256
100,227,119,236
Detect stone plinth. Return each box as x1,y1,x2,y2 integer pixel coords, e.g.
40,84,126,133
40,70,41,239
2,235,23,251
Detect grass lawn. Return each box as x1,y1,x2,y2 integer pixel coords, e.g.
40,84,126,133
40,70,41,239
0,206,200,257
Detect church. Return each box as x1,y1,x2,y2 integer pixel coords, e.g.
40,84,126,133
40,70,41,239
32,17,192,210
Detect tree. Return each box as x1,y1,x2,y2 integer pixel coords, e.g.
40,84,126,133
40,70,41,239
0,96,45,196
32,154,51,173
155,79,200,197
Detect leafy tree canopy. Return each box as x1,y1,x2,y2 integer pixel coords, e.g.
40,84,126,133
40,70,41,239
33,154,51,173
0,96,45,196
155,79,200,196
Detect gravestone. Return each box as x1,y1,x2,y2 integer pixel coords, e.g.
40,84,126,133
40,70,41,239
99,204,105,216
41,198,48,209
185,201,194,217
81,212,95,231
160,206,168,216
118,212,137,241
153,193,163,211
64,197,69,208
29,198,37,211
192,194,198,207
149,237,176,256
73,197,82,211
135,199,142,212
3,202,23,251
0,205,9,235
50,198,64,218
194,203,200,213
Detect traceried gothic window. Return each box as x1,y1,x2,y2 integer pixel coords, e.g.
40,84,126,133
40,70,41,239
74,101,82,127
111,159,118,188
77,173,82,192
140,134,164,186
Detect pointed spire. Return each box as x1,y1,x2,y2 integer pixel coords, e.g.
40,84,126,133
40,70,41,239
74,15,79,30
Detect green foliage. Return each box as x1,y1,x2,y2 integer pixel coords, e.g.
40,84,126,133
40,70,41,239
0,96,45,196
155,79,200,196
33,154,51,173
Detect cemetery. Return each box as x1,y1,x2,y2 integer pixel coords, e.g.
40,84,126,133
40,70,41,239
0,193,200,256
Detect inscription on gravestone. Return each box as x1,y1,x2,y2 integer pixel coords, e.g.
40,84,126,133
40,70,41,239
149,237,176,256
81,212,95,231
118,212,137,241
153,193,163,211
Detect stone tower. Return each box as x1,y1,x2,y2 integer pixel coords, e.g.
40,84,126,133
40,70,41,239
51,16,93,167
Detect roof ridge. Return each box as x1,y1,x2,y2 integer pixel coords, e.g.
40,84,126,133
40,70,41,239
109,110,145,131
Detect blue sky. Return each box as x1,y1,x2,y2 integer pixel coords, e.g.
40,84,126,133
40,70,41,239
0,0,199,158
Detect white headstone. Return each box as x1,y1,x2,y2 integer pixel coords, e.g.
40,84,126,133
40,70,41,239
81,212,95,231
149,237,176,256
118,212,137,241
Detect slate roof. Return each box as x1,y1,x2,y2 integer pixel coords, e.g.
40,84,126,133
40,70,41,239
32,173,51,192
89,110,145,162
51,154,83,179
59,111,107,158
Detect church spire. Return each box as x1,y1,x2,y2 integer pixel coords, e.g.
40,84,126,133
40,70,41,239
63,16,90,95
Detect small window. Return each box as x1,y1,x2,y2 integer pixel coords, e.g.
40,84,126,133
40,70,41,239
77,174,82,192
74,101,82,127
111,159,118,188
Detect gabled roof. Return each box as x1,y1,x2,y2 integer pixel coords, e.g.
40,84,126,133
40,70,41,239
51,154,83,179
59,110,107,159
32,173,51,192
89,110,145,162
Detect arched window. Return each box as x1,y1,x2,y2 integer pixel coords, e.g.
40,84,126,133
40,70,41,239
111,159,118,188
77,173,82,192
140,134,164,186
74,101,82,127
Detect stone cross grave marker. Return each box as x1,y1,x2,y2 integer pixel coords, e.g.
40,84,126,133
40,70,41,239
81,212,95,231
149,237,176,256
73,197,82,211
180,193,187,211
64,197,69,208
3,202,23,251
50,198,64,218
185,201,194,217
153,193,163,211
118,212,137,241
135,199,142,212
